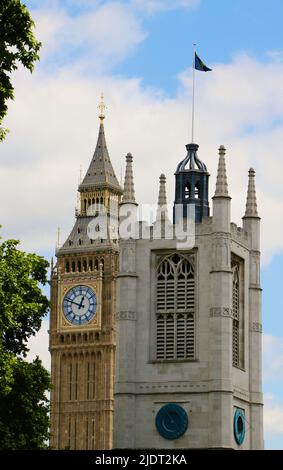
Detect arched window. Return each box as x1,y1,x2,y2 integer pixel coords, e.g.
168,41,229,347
66,261,70,273
156,253,195,360
232,265,239,367
185,183,191,199
89,259,93,271
231,255,244,369
69,359,79,401
78,260,82,272
194,183,200,199
71,261,76,272
83,259,87,272
86,360,96,400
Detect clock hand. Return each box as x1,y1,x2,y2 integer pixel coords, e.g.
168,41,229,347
78,296,85,310
65,298,85,308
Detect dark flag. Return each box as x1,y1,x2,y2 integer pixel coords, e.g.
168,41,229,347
194,53,212,72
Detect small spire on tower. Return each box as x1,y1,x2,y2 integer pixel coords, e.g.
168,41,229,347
156,173,170,223
98,93,107,122
214,145,229,197
244,168,259,217
79,93,122,193
122,153,136,204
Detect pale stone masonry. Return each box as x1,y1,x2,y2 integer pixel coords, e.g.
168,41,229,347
114,144,263,449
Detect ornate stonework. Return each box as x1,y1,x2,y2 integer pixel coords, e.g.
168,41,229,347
209,307,233,318
249,322,262,333
116,311,136,321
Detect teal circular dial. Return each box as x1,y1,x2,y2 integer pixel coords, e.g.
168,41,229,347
156,404,188,440
234,408,245,445
63,285,97,325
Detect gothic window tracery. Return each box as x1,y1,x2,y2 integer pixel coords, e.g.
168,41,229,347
156,253,195,360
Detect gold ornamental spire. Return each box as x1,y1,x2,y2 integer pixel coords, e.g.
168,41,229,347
98,93,107,122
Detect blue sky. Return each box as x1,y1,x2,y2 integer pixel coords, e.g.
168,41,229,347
1,0,283,449
114,0,283,92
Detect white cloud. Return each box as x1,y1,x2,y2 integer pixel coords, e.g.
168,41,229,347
26,319,51,371
1,54,283,264
32,2,146,71
264,394,283,436
263,336,283,441
131,0,200,14
266,50,283,63
263,334,283,383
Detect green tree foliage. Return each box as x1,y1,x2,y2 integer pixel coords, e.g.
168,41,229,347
0,358,50,450
0,0,41,141
0,237,50,449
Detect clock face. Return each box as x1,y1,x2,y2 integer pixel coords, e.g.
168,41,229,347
155,404,188,440
63,285,97,325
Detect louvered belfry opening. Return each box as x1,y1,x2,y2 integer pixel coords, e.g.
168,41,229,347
156,253,195,360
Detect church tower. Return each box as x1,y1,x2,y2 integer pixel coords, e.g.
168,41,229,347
114,142,263,449
49,96,123,450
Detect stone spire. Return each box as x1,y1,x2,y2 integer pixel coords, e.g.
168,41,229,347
244,168,259,217
79,95,122,193
156,174,170,222
214,145,229,197
122,153,136,204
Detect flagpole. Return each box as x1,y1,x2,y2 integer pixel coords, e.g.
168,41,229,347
191,43,196,143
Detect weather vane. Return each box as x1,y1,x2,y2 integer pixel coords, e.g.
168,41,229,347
98,93,107,121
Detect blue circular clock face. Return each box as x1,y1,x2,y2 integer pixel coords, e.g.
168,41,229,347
156,404,188,440
63,285,97,325
234,408,245,445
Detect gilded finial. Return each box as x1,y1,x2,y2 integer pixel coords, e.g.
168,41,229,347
98,93,107,121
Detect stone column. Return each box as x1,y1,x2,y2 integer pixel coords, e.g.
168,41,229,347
113,239,138,448
209,145,233,448
242,168,263,449
113,152,138,448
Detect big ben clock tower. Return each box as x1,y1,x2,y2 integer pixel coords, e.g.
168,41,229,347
49,96,123,450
